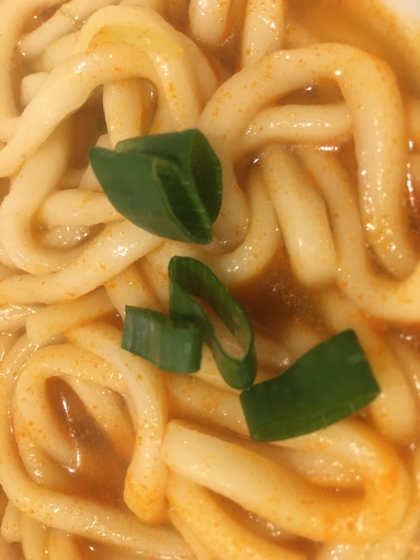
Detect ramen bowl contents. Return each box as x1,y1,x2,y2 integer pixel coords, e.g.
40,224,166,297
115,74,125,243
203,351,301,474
0,0,420,559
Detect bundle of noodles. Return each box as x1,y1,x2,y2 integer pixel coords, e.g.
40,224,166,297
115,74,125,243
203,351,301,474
0,0,419,558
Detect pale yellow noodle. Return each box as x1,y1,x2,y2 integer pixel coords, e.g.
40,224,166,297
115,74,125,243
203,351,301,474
337,0,420,91
168,510,219,560
20,72,49,107
252,330,293,372
103,79,145,147
321,290,418,445
60,168,86,189
260,145,337,286
40,189,121,228
79,133,111,192
234,103,351,158
298,147,420,321
163,373,396,492
167,473,304,560
386,336,420,410
0,0,65,121
1,337,191,557
48,529,84,560
162,420,410,544
0,125,86,275
201,166,281,285
25,287,114,343
12,401,73,488
105,264,160,318
164,374,246,430
241,0,285,67
275,322,324,359
0,43,161,177
20,515,48,560
408,98,420,147
14,344,124,468
77,6,204,130
64,376,135,461
67,322,169,524
0,221,162,304
41,32,78,71
280,448,361,489
19,0,120,60
316,503,420,560
284,18,319,48
199,44,415,277
1,502,21,544
188,0,231,46
408,153,420,187
40,225,91,249
0,306,41,333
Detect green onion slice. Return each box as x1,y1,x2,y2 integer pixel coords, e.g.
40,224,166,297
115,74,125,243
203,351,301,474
240,329,380,441
122,307,202,373
117,129,221,224
168,256,257,390
89,129,222,244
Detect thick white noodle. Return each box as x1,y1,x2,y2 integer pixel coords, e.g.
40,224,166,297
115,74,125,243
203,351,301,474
0,43,160,177
199,44,416,277
20,515,49,560
0,221,162,304
4,337,192,557
19,0,120,60
188,0,230,46
48,529,85,560
162,420,410,544
25,287,115,343
321,290,418,445
234,103,351,158
241,0,284,67
1,502,21,544
167,473,305,560
40,189,122,228
0,0,66,121
299,147,420,321
67,323,169,524
0,125,86,275
103,79,145,147
105,264,160,318
260,145,337,286
76,6,204,130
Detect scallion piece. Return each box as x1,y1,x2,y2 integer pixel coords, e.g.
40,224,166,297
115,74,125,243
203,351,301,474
89,130,222,244
240,329,380,441
117,129,221,224
122,307,202,373
169,256,257,390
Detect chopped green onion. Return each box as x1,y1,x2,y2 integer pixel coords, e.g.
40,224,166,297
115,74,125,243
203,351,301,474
122,307,202,373
169,256,257,390
240,329,380,441
117,129,221,224
89,129,222,244
120,257,256,388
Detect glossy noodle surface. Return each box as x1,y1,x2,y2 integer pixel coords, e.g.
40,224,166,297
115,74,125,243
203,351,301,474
0,0,420,558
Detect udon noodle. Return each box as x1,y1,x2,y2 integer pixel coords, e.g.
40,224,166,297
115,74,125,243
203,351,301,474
0,0,419,558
